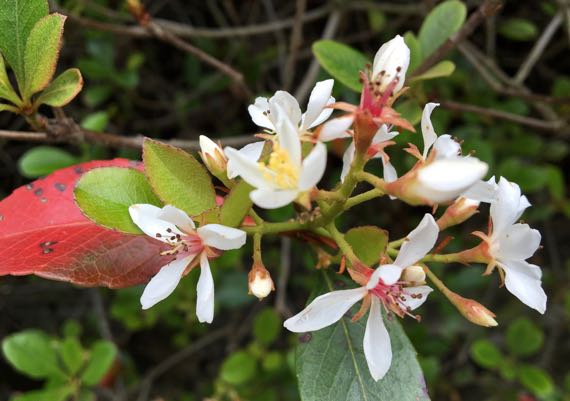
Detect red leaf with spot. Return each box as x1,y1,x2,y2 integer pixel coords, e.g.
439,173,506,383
0,159,166,288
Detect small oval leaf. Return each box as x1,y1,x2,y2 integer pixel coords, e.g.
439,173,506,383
37,68,83,107
418,0,466,58
313,40,370,92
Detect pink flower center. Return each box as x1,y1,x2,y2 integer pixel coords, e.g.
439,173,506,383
158,227,204,259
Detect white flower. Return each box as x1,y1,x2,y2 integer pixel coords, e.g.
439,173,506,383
129,204,247,322
225,104,327,209
284,214,438,381
372,35,410,94
485,177,546,313
199,135,227,174
226,141,265,179
248,79,335,135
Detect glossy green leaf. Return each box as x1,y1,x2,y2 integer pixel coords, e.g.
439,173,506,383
313,40,370,92
296,274,430,401
36,68,83,107
74,167,162,234
0,53,21,105
18,146,79,178
518,365,554,397
81,341,117,386
0,0,48,85
253,308,282,346
2,330,65,379
143,138,216,216
23,13,66,98
404,32,422,73
345,226,388,266
409,61,455,82
220,180,253,227
469,339,503,369
221,350,257,385
506,317,544,357
60,337,84,375
499,18,538,41
418,0,466,58
11,385,76,401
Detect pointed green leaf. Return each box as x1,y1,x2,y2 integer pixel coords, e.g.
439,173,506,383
18,146,79,178
418,0,466,58
409,61,455,83
313,40,370,92
23,13,66,98
36,68,83,107
143,138,216,216
0,0,48,85
74,167,163,234
296,274,430,401
0,53,21,105
220,180,253,227
498,18,538,41
81,341,117,386
345,226,388,266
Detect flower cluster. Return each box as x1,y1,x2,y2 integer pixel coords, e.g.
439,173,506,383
130,35,546,382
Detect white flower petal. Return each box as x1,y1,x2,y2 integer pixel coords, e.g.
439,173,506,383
372,124,399,145
307,97,335,129
367,264,402,289
226,141,266,179
372,34,410,93
340,142,355,183
502,259,546,314
382,156,398,183
129,204,183,242
302,79,334,130
318,116,354,142
495,223,541,261
363,297,392,381
197,224,247,250
225,146,274,189
273,103,302,166
416,157,488,203
270,90,302,126
462,178,498,203
199,135,222,156
400,285,433,311
140,256,193,309
283,287,367,332
433,134,461,159
158,205,196,232
248,97,274,130
421,102,440,158
395,214,439,268
298,142,327,191
196,253,215,323
490,177,529,235
250,188,299,209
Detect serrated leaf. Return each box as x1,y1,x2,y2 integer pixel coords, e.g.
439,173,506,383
296,274,430,401
409,61,455,82
404,32,422,73
220,180,253,227
11,385,76,401
81,341,117,386
0,53,21,105
18,146,79,178
499,18,538,41
518,365,554,397
143,138,216,216
74,167,162,234
418,0,466,58
469,339,503,369
506,317,544,357
36,68,83,107
345,226,388,265
2,330,65,379
0,0,48,85
23,13,66,98
313,40,370,92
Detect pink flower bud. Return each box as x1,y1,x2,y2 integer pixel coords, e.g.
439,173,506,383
248,265,274,300
437,197,480,230
447,291,498,327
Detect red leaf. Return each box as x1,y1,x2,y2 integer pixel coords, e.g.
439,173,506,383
0,159,166,288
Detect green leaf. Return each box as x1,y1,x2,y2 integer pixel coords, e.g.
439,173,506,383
313,40,370,92
404,32,422,73
253,308,282,346
143,138,216,216
409,61,455,82
0,0,48,85
11,385,75,401
36,68,83,107
296,274,430,401
418,0,466,58
81,341,117,386
517,365,554,397
23,13,66,98
81,111,110,133
0,53,21,105
220,180,253,227
2,330,65,379
499,18,538,41
469,339,503,369
506,317,544,357
221,350,257,385
345,226,388,265
544,165,565,200
74,167,162,234
60,337,84,375
397,100,422,126
18,146,79,178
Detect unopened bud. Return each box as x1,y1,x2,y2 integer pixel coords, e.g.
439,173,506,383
199,135,227,176
372,35,410,94
437,197,480,230
401,265,426,284
447,291,498,327
248,265,274,300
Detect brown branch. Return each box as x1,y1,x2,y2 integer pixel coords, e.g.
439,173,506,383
411,0,503,77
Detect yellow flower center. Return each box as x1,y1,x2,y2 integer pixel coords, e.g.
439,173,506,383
259,144,299,189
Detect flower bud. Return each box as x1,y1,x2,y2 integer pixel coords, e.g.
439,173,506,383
437,197,480,230
447,291,498,327
372,35,410,94
401,265,426,284
199,135,227,176
248,265,274,300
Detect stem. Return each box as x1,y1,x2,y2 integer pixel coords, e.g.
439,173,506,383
253,233,263,264
345,188,384,210
325,223,359,265
355,171,387,191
